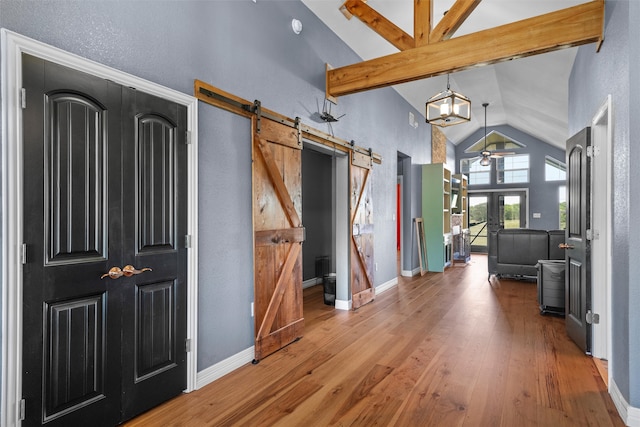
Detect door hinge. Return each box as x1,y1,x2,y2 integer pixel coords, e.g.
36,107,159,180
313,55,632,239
21,243,27,265
586,310,600,324
20,88,27,109
586,229,599,241
184,235,192,249
253,100,262,133
587,146,600,157
18,398,25,421
185,130,192,145
185,338,192,352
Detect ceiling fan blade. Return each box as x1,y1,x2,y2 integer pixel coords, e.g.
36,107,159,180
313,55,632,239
489,151,516,158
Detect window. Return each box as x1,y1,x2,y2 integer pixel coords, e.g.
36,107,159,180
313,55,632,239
464,130,526,153
545,156,566,181
461,158,490,185
559,185,567,229
496,154,529,184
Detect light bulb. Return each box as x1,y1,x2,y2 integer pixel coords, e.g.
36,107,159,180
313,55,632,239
440,102,450,116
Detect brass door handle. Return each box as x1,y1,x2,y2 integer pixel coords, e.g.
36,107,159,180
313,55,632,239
101,265,152,279
559,243,575,250
122,265,152,276
101,267,124,279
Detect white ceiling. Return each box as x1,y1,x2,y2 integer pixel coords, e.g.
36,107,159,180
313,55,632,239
301,0,586,148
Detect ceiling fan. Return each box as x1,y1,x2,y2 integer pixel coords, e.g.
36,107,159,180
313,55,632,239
476,102,514,166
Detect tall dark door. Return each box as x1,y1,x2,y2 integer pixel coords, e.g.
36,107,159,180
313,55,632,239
564,128,591,353
21,54,187,425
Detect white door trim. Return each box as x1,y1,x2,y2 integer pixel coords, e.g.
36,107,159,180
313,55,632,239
1,29,199,426
590,95,613,369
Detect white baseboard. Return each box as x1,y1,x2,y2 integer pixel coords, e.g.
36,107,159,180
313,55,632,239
375,277,398,295
335,299,351,310
303,277,321,289
195,346,254,390
401,267,421,277
610,378,640,426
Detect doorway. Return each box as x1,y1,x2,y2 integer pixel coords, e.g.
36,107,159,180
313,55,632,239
590,96,612,374
469,190,528,252
301,141,350,310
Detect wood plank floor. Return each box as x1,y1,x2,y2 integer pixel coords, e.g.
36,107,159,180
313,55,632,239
125,255,624,426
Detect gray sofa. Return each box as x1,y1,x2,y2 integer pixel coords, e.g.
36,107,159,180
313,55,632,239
488,228,565,279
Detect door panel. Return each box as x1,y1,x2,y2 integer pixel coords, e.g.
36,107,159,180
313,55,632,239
22,53,122,426
43,295,106,421
22,54,187,425
120,88,188,419
253,120,304,362
45,92,107,265
351,152,374,309
565,128,591,353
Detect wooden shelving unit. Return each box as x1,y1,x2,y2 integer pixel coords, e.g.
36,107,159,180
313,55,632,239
452,173,470,264
421,163,453,272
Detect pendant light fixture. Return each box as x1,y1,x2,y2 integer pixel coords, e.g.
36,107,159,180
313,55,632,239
426,74,471,127
480,102,491,166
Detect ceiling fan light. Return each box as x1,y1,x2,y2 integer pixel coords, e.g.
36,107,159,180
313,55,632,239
426,89,471,127
480,156,491,166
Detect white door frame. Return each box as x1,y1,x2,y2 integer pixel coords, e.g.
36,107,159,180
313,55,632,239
1,29,199,426
590,95,613,371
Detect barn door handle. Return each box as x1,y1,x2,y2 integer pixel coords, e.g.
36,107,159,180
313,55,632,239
559,243,575,250
122,265,153,276
101,265,152,279
101,267,124,279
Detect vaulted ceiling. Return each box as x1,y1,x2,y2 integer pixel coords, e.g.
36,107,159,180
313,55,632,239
302,0,604,149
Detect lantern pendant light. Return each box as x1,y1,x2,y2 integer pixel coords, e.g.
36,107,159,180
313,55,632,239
426,74,471,127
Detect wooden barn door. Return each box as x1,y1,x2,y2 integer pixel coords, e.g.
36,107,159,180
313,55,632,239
350,151,375,309
253,118,305,361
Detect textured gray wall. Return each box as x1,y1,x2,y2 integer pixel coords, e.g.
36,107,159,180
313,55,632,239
0,0,431,374
569,0,638,407
455,125,567,230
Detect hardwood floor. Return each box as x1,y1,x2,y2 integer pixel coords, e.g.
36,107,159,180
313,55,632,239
125,255,624,426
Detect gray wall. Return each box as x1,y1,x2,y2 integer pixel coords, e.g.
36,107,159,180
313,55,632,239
455,125,566,230
0,0,430,375
569,0,638,408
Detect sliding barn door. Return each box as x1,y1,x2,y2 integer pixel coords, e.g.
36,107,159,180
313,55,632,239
351,152,375,309
253,119,305,361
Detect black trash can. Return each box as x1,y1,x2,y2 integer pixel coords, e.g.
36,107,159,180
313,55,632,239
323,273,336,306
536,260,565,316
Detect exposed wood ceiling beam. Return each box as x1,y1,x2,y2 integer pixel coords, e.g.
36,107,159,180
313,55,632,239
430,0,482,43
414,0,432,47
327,0,604,98
340,0,414,51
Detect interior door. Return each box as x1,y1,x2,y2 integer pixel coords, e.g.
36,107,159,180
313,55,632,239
253,118,305,361
350,152,375,309
21,54,187,425
119,88,188,419
564,127,592,353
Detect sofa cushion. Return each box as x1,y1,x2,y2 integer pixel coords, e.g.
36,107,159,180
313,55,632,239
497,229,549,266
547,229,566,260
